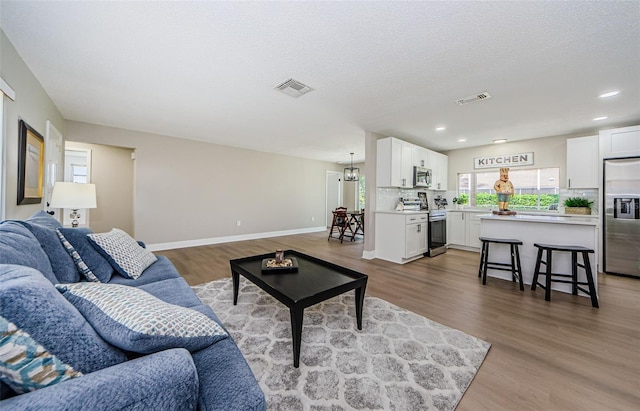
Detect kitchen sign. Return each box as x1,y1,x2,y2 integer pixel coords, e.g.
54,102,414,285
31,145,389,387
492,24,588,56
474,152,534,169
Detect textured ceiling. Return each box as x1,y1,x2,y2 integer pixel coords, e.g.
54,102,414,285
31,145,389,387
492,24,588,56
1,1,639,163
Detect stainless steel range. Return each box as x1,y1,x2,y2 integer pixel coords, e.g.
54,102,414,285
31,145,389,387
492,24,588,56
427,210,446,257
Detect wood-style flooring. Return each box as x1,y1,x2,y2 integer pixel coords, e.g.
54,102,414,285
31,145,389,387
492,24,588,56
157,232,640,411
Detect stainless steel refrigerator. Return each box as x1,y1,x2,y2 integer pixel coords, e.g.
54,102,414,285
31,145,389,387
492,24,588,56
603,157,640,277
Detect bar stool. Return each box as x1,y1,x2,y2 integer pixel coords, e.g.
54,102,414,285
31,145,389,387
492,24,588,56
531,243,598,308
478,237,524,291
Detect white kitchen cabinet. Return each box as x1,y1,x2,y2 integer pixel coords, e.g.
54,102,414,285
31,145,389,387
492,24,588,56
375,212,428,264
431,152,448,191
377,137,414,187
566,135,598,188
447,210,483,250
446,211,465,245
413,146,429,168
466,213,482,248
599,125,640,158
405,215,429,257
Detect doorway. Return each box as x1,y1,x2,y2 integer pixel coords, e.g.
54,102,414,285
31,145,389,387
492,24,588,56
65,142,135,235
326,171,343,227
61,147,92,227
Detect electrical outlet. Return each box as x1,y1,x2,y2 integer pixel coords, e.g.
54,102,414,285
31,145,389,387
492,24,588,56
311,216,315,222
236,220,241,227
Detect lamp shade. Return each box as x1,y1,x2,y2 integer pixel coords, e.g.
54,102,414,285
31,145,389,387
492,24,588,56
49,182,97,209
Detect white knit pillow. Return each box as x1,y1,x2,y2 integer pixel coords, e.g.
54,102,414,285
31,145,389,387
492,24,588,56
87,229,157,279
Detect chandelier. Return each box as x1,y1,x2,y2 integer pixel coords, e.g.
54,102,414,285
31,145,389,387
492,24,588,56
343,153,359,182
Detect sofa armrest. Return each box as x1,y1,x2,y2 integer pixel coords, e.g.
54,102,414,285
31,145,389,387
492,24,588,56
1,348,198,411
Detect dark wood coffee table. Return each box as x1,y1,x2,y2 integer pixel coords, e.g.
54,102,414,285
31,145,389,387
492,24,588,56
229,250,368,367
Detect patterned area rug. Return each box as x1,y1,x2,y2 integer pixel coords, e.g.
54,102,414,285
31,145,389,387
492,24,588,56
193,278,490,411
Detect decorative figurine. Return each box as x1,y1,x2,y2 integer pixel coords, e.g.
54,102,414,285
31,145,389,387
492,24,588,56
493,167,516,215
275,249,284,264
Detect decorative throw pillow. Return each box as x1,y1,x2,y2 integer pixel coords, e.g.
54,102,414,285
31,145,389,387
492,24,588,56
56,283,228,354
21,223,80,283
56,228,114,283
0,316,82,394
0,265,127,375
56,229,100,282
87,229,157,279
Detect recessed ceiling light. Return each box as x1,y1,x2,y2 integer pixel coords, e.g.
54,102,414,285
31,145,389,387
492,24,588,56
435,126,446,131
457,138,467,142
493,139,507,144
593,116,608,121
599,91,620,98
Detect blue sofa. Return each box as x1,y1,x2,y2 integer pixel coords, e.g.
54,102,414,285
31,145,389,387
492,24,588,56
0,211,265,410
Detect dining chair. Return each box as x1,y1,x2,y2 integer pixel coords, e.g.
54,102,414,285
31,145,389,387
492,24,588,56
328,207,353,243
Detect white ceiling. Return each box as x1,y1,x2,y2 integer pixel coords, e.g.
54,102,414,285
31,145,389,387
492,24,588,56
1,1,639,164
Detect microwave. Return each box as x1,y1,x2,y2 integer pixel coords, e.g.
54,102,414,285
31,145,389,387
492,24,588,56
413,166,432,188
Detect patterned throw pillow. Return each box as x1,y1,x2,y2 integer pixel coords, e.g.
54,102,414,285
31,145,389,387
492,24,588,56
56,283,228,354
0,316,82,394
56,229,100,282
87,229,157,279
56,228,114,283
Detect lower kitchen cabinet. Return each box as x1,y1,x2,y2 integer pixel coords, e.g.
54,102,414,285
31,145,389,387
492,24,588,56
467,214,482,248
447,211,465,245
447,211,483,250
375,212,429,264
405,219,428,257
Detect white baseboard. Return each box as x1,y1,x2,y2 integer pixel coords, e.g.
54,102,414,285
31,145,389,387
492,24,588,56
361,250,376,260
147,226,327,252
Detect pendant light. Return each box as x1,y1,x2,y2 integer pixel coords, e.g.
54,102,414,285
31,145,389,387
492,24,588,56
343,153,359,182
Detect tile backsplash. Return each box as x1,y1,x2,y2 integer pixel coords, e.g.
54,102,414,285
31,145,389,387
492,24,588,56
559,189,599,215
376,188,599,215
376,188,447,211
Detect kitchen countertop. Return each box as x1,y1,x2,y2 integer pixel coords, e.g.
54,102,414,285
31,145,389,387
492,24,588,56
478,213,599,226
449,208,599,218
375,210,430,215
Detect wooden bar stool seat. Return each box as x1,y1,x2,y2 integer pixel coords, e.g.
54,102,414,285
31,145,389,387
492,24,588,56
531,243,598,308
478,237,524,291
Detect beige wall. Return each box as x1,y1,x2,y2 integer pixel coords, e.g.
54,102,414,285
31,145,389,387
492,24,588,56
1,30,65,219
65,141,135,235
444,134,571,190
65,121,343,246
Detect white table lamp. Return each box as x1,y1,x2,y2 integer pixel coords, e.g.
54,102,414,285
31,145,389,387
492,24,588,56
49,182,97,227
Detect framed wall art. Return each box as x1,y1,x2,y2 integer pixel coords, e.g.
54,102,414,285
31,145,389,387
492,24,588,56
17,119,45,205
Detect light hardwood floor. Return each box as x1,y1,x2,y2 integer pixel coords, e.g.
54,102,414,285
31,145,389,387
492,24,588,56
157,232,640,411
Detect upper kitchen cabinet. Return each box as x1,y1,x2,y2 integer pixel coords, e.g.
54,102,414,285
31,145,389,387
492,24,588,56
567,135,598,188
377,137,414,187
413,146,430,168
431,151,448,191
600,125,640,159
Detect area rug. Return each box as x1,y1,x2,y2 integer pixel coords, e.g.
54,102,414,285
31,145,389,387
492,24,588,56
193,278,491,411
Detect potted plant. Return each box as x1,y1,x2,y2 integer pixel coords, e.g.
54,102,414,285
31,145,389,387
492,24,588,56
563,197,593,215
452,196,467,209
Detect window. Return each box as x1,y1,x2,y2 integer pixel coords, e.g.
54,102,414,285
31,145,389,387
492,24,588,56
71,164,88,183
358,176,366,211
458,168,559,211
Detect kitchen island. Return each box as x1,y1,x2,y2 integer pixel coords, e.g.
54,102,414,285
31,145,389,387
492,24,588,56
479,214,599,297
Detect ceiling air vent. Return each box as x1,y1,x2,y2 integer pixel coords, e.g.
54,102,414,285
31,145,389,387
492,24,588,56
455,91,492,106
275,78,314,98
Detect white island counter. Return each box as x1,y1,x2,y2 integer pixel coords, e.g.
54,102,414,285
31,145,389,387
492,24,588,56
479,214,599,297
